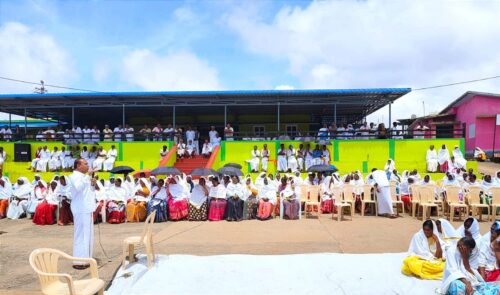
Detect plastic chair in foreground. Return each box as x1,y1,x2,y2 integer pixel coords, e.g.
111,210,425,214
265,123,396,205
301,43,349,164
122,210,156,270
304,185,321,218
467,186,490,221
360,184,377,216
29,248,105,295
332,186,353,221
446,186,468,221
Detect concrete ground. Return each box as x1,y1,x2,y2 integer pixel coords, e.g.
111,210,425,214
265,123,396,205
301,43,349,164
478,161,500,175
0,214,495,295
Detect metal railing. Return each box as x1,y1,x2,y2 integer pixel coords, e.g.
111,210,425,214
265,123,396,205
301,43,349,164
0,128,466,143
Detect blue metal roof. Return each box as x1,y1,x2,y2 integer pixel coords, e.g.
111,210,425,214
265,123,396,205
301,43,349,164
0,88,411,99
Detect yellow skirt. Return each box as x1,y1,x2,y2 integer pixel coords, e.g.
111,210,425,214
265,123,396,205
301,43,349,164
126,201,147,222
401,255,444,280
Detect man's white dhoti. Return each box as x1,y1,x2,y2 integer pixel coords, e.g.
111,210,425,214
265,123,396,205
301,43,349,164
249,150,260,172
6,199,28,219
261,157,269,171
376,186,393,215
93,158,105,171
36,158,50,172
288,156,298,172
73,212,94,263
103,157,116,171
277,155,287,172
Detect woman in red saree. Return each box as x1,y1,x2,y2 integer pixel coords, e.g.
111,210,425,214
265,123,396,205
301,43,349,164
167,176,189,221
57,176,73,225
33,181,58,225
208,177,227,221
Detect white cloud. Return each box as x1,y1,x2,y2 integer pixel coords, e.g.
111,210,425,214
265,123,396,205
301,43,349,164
225,0,500,122
274,85,295,90
121,49,221,91
93,61,111,82
0,22,76,94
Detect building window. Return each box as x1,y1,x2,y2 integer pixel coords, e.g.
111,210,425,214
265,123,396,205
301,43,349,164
469,123,475,139
254,125,265,137
286,124,298,137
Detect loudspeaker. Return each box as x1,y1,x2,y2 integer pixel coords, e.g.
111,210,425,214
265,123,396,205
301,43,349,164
14,143,31,162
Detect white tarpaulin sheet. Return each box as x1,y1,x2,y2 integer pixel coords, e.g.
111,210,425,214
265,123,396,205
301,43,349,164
106,253,441,295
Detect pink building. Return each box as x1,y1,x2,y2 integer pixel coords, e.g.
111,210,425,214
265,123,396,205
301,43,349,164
407,91,500,156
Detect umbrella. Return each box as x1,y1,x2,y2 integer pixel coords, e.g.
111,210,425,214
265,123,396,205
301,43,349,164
133,169,151,178
151,166,182,176
223,163,242,169
190,168,217,176
109,166,135,175
217,166,243,176
307,164,337,173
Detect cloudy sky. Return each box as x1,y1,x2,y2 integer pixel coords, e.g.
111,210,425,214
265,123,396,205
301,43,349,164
1,0,500,122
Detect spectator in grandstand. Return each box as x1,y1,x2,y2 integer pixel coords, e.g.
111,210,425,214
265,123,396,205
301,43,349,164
358,122,369,139
113,125,123,141
162,124,174,141
102,125,113,141
92,147,107,171
103,145,118,171
186,126,195,145
152,124,162,141
209,126,218,144
36,146,51,172
82,126,92,143
328,123,337,139
224,123,234,141
174,127,183,144
124,124,134,142
318,124,329,141
44,127,56,141
72,125,83,141
249,145,260,173
336,124,346,140
91,126,100,142
201,139,212,158
212,134,222,147
369,122,377,139
186,140,195,158
392,122,403,139
377,123,388,139
160,145,169,158
139,124,152,141
177,139,187,159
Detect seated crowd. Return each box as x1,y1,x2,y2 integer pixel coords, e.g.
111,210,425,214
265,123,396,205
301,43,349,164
402,218,500,294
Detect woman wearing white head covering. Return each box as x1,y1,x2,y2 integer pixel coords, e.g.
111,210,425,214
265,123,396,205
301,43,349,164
33,181,58,225
477,221,500,282
452,146,467,170
384,159,396,174
256,177,277,220
493,171,500,187
371,169,396,218
225,175,245,221
320,176,335,214
457,217,482,270
146,178,168,222
436,218,461,249
93,180,108,223
7,177,33,219
426,145,439,172
167,177,189,221
474,147,487,162
282,180,300,220
0,176,12,218
27,179,47,217
438,145,451,173
126,178,151,222
188,177,209,221
208,176,227,221
56,176,73,225
440,236,500,295
106,177,127,223
402,220,445,280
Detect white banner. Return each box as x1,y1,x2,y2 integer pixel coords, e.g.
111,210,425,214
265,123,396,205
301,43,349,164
497,114,500,125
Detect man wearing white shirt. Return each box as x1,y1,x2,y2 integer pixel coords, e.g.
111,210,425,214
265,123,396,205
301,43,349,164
83,125,92,143
224,123,234,141
124,124,134,142
0,126,5,141
113,125,123,142
103,145,117,171
186,140,195,158
3,126,12,141
208,126,218,144
201,139,212,158
185,126,195,144
69,158,96,269
72,125,83,142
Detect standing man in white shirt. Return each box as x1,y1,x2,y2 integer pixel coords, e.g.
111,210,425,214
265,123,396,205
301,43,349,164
208,126,218,144
124,124,134,142
68,158,96,269
224,123,234,141
113,125,123,142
